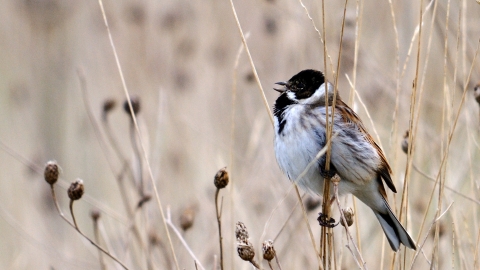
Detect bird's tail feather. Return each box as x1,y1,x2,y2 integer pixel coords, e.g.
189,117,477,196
374,197,417,251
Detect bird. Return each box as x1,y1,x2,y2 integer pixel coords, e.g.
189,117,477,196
272,69,416,251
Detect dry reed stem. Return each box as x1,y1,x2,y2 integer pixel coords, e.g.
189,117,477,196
399,3,426,270
96,1,179,269
414,1,444,264
228,0,273,126
297,0,334,72
319,0,333,267
406,0,444,267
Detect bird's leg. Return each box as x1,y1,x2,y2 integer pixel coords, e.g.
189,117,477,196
317,213,337,228
317,174,341,228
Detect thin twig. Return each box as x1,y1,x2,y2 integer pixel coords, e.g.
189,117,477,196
409,202,454,269
412,163,480,205
275,254,283,270
165,207,206,270
297,0,334,72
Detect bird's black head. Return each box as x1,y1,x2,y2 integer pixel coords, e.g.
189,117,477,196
274,69,325,100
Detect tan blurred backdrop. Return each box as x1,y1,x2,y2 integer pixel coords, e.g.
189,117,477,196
0,0,479,269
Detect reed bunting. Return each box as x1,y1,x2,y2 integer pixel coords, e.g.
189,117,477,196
273,69,416,251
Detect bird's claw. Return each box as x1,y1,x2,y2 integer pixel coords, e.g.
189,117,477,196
320,169,337,179
317,212,339,228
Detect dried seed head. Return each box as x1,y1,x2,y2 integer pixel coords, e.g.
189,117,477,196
102,98,116,114
68,179,84,201
214,167,229,189
340,207,355,228
148,229,161,245
90,208,101,221
179,206,196,231
305,196,321,212
401,130,409,154
123,95,141,117
262,240,276,261
44,160,59,185
137,194,152,208
235,221,249,242
237,240,255,262
474,83,480,105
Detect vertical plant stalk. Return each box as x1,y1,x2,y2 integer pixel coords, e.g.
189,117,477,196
215,188,224,270
320,0,332,266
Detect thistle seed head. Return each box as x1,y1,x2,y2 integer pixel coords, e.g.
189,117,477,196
340,207,355,228
401,130,409,154
262,240,276,261
68,179,84,201
123,95,141,117
237,240,255,262
235,221,249,242
474,83,480,105
44,160,59,185
179,206,195,231
102,98,116,114
214,167,229,189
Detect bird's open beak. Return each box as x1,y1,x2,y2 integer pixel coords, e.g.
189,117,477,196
274,81,287,93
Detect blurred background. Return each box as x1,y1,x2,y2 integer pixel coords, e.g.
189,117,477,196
0,0,479,269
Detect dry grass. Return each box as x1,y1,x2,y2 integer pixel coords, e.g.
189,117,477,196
0,0,479,269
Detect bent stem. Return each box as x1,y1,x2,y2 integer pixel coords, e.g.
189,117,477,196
49,185,129,269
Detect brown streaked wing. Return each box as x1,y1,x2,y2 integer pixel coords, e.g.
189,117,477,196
335,100,397,193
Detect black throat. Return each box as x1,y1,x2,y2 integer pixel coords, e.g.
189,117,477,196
273,93,296,135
